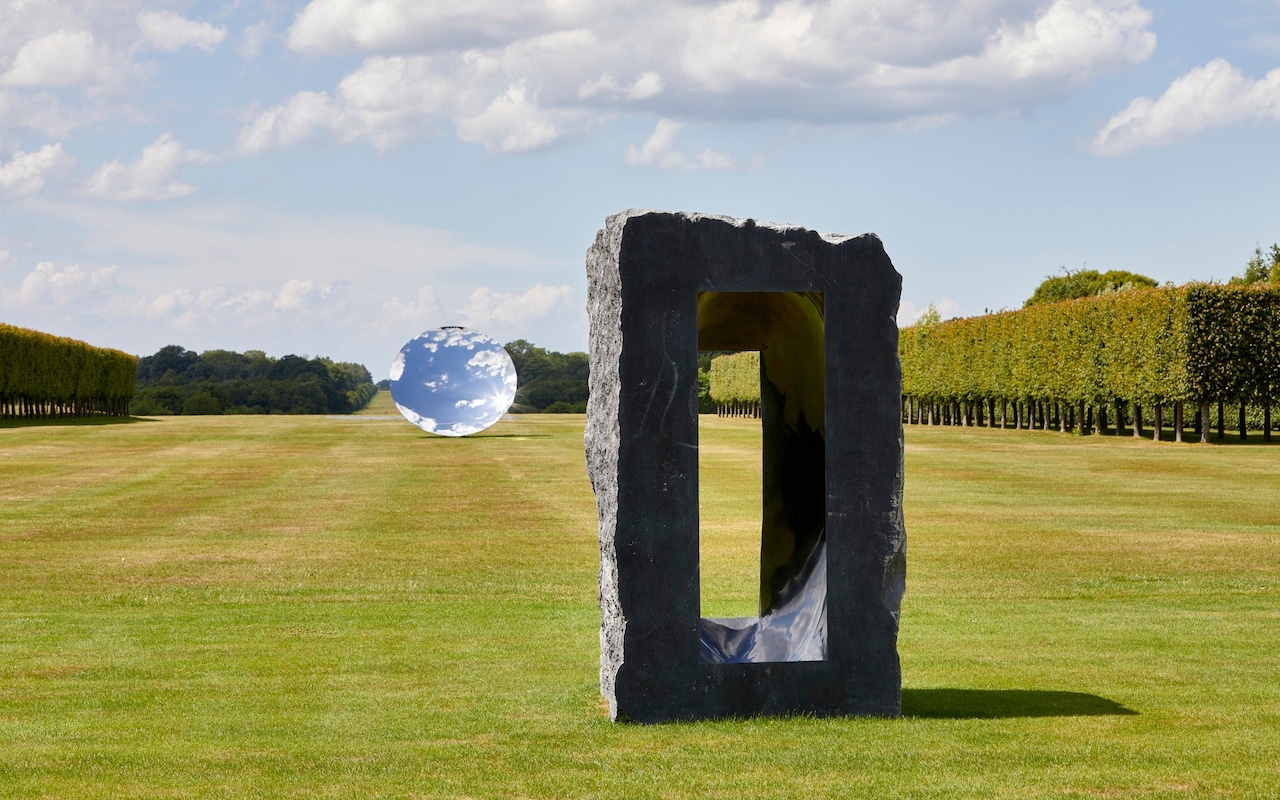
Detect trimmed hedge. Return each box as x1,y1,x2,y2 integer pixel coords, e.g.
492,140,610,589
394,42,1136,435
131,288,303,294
707,350,761,417
900,284,1280,440
0,323,136,418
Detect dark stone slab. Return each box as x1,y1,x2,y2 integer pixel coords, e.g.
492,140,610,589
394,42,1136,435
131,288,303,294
585,210,906,723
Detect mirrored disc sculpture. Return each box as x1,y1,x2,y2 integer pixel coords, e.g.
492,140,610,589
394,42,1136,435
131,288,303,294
389,327,518,436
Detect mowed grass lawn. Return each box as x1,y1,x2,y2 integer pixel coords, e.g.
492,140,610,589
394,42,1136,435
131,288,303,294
2,396,1278,798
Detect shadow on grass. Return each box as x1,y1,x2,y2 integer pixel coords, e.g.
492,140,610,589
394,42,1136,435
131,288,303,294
416,433,553,440
0,416,159,429
902,688,1136,719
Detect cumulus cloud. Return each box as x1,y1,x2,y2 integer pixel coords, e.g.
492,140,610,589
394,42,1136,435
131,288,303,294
0,3,225,134
1093,59,1280,155
137,11,227,53
625,118,733,170
273,279,348,312
0,143,74,197
80,133,212,201
238,54,586,153
3,261,119,309
0,30,126,90
458,284,574,330
243,0,1157,155
287,0,579,55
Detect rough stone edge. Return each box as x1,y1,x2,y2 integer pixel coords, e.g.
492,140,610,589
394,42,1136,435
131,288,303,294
584,212,626,720
612,207,857,245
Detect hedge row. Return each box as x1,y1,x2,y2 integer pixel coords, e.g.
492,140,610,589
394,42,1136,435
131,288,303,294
0,323,136,418
707,350,761,417
900,284,1280,441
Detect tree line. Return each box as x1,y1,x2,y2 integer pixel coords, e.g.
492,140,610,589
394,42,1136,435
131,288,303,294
1,323,136,419
503,339,589,412
132,346,376,415
900,283,1280,442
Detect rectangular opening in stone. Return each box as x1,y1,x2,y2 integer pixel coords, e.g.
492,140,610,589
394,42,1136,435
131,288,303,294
697,357,763,620
696,291,827,664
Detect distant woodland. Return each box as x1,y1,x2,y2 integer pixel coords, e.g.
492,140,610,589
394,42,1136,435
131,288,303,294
132,346,376,415
504,339,589,413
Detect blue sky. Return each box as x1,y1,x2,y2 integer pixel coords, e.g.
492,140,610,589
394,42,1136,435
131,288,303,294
1,1,1278,379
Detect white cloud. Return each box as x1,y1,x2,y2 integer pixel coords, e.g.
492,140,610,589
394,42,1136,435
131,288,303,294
466,348,508,377
273,279,348,312
0,143,74,197
106,280,351,334
0,29,129,91
249,0,1156,155
137,11,227,53
4,261,119,309
626,118,733,170
0,3,224,134
236,91,345,153
80,133,212,201
0,88,103,137
459,284,574,331
238,54,585,153
897,298,961,327
1093,59,1280,155
287,0,580,55
381,286,441,331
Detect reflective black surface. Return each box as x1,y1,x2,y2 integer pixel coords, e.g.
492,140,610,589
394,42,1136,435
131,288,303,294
389,327,517,437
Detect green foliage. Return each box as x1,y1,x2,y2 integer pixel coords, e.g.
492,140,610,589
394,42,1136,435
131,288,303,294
1024,269,1158,307
707,351,760,405
902,284,1280,406
0,322,136,417
1233,243,1280,285
1184,284,1280,401
134,346,376,415
504,339,589,413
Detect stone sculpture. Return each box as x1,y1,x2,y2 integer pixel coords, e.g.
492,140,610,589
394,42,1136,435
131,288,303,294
584,210,907,723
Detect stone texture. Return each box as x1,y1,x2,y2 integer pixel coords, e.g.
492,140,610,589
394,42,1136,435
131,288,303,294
585,209,906,723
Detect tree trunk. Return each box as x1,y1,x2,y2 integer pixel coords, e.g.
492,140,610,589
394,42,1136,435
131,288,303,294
1078,401,1087,435
1239,400,1247,441
1217,400,1224,440
1115,398,1126,436
1200,402,1211,444
1133,401,1142,438
1174,402,1184,442
1153,403,1163,442
1266,403,1272,443
1097,404,1107,436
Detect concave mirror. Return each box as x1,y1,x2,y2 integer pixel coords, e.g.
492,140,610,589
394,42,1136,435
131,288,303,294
389,327,518,436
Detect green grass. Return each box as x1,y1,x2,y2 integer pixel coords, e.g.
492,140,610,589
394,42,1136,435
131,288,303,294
1,413,1278,798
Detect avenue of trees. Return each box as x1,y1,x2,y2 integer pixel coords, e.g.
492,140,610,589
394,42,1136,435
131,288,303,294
900,283,1280,442
132,346,376,415
0,323,137,419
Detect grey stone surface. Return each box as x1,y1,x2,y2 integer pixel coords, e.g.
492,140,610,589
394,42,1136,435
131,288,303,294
585,209,906,723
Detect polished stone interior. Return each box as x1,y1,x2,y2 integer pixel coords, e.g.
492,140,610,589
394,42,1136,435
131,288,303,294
389,326,517,437
697,292,827,663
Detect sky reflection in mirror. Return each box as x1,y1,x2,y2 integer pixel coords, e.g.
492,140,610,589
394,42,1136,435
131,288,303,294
389,327,517,436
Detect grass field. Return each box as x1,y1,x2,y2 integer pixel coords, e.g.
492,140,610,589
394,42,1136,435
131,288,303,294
2,395,1278,798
